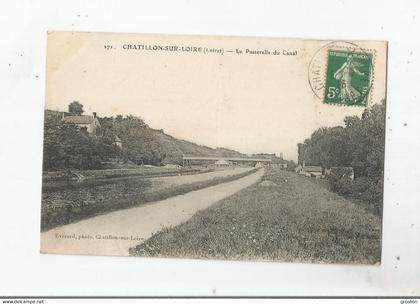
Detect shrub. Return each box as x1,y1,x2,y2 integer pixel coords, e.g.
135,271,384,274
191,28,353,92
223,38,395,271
327,175,382,214
298,101,385,214
360,179,383,214
328,175,353,195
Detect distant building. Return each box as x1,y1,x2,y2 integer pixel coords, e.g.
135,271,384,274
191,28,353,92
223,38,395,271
305,166,323,177
164,164,182,169
113,135,122,148
215,159,230,166
296,165,323,177
325,167,354,180
62,112,101,134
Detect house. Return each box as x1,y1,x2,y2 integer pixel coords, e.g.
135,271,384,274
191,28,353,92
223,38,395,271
325,167,354,180
304,166,323,178
62,112,101,134
303,166,323,174
112,135,122,148
215,159,230,166
296,164,323,177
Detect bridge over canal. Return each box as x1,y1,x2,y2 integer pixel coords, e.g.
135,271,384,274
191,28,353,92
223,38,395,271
182,155,271,167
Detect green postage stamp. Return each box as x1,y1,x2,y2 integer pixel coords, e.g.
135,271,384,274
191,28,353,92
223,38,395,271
324,50,372,106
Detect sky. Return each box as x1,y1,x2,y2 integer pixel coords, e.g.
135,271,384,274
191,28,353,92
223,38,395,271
45,32,387,161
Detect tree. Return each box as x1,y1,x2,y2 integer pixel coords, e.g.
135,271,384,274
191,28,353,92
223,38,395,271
296,100,386,211
99,115,165,166
43,111,120,171
68,101,84,115
43,110,166,170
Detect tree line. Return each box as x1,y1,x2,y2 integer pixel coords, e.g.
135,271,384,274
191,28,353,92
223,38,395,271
43,102,165,171
297,100,385,212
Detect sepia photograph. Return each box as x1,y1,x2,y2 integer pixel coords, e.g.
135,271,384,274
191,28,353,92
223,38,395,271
40,32,387,264
4,0,420,299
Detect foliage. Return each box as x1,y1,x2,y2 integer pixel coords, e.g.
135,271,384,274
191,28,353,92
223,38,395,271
130,168,381,264
153,132,247,165
297,101,385,212
285,160,297,171
99,115,166,166
68,101,84,115
43,114,118,171
44,101,280,171
43,102,167,171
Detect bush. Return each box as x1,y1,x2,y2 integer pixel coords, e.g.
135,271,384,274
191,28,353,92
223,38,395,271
298,101,385,214
360,179,383,214
328,176,382,214
328,175,353,195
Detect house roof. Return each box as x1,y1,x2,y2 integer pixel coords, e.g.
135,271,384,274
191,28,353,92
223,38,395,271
62,115,95,124
114,135,122,142
303,166,322,172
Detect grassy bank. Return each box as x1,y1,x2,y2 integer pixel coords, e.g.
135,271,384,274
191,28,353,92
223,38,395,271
42,166,207,184
130,168,381,264
306,176,381,216
41,168,257,231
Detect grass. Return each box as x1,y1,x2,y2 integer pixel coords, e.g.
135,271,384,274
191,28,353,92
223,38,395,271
306,175,381,215
41,168,257,231
42,166,206,183
129,168,382,264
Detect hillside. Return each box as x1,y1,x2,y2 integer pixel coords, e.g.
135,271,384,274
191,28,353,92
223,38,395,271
150,128,247,164
43,109,247,168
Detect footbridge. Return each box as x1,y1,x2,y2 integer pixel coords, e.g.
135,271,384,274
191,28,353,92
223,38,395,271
182,155,271,167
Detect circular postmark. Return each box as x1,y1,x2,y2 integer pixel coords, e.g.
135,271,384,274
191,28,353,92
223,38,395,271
308,41,375,107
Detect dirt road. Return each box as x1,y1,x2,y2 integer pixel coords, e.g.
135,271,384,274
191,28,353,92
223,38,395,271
40,168,264,257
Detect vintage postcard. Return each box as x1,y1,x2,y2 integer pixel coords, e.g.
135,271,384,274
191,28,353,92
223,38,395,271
41,32,387,264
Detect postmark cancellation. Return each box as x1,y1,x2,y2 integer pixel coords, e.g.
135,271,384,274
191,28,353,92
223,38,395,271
308,41,376,107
